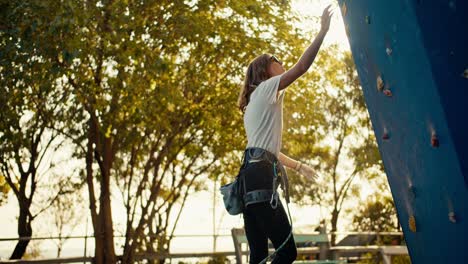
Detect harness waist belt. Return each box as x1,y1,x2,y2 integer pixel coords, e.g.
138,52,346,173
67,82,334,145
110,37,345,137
243,189,274,207
243,147,291,206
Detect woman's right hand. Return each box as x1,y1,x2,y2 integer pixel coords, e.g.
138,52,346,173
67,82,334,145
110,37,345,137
298,163,319,183
320,5,333,33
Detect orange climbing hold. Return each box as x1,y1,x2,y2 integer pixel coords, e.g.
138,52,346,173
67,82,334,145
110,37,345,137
431,133,439,147
409,215,417,232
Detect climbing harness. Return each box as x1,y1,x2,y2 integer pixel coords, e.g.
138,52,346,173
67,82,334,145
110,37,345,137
242,148,290,207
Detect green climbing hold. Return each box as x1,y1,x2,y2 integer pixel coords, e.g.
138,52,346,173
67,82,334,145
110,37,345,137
365,15,371,24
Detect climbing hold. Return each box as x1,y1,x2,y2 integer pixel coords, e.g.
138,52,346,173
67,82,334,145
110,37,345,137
463,69,468,79
365,15,371,24
409,215,417,232
431,133,439,147
386,47,392,56
342,3,347,16
382,132,390,140
449,212,457,223
377,76,384,91
383,89,393,97
345,24,350,37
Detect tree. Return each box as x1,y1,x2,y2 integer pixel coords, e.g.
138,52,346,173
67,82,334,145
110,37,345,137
0,0,79,258
104,1,306,262
352,175,400,234
47,190,84,258
353,187,407,264
353,195,399,233
284,46,383,245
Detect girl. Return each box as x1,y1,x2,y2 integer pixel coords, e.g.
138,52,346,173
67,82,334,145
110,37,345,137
237,6,333,264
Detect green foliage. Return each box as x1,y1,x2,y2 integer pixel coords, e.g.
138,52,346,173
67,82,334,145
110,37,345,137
353,194,399,232
206,256,229,264
0,174,11,205
21,241,43,260
0,1,83,258
357,250,411,264
286,47,373,185
351,191,405,264
392,255,412,264
282,45,385,236
1,0,312,260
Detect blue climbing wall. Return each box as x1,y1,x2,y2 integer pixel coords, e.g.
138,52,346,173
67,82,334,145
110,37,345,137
337,0,468,263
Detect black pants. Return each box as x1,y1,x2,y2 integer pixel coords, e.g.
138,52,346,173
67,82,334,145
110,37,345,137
242,160,297,264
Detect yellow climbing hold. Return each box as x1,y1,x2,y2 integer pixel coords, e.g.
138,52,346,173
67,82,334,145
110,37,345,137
377,75,384,91
409,215,417,232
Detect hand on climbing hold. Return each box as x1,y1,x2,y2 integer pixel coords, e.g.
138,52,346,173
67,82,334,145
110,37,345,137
299,163,319,183
320,5,333,33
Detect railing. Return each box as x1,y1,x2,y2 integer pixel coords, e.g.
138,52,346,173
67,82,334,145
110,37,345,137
0,234,236,263
0,232,408,264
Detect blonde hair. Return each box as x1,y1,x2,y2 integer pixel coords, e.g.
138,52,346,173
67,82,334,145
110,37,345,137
238,54,272,112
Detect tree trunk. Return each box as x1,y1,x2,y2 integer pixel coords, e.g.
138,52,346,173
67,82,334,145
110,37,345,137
86,118,104,264
330,208,339,246
57,243,62,258
99,171,116,263
98,136,117,263
93,221,104,264
10,202,32,259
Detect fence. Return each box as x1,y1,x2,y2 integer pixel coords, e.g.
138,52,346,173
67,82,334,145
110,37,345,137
0,232,408,263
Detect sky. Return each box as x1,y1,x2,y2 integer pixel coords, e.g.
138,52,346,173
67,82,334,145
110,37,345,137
0,0,380,260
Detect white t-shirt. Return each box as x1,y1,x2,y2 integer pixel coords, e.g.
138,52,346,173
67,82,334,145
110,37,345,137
244,74,285,157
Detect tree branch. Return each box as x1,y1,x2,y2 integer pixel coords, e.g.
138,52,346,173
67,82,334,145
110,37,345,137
1,160,20,197
337,170,359,212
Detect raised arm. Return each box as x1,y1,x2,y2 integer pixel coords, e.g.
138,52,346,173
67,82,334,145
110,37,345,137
279,5,333,91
